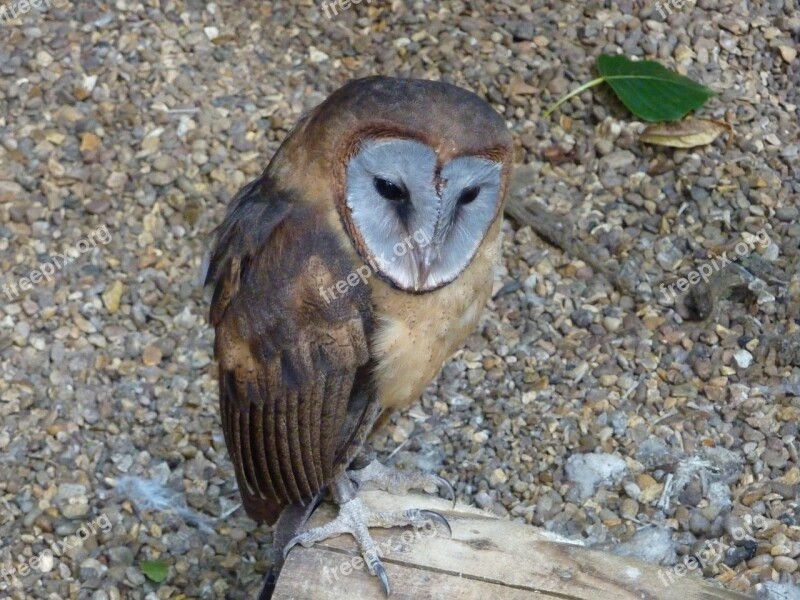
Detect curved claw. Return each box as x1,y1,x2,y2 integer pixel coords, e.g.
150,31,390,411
282,535,302,560
434,475,456,508
374,561,391,596
418,509,452,538
283,532,313,560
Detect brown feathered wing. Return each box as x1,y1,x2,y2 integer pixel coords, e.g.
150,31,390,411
205,177,375,525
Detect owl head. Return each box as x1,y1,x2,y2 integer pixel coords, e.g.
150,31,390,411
271,76,514,293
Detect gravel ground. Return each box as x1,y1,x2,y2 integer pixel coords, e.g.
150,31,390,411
0,1,798,599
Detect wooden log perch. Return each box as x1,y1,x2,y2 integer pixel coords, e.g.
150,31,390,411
273,490,749,600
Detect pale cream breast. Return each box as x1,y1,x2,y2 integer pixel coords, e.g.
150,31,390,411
368,221,501,409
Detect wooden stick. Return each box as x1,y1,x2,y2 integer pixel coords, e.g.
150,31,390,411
273,490,749,600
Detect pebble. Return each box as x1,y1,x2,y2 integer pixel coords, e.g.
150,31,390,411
779,46,797,63
733,349,754,369
142,345,163,367
689,511,711,535
102,281,124,314
601,150,637,169
62,503,91,519
490,468,508,486
620,498,639,521
475,491,493,509
773,556,798,574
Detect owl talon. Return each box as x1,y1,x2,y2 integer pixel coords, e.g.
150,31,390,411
418,509,452,538
282,496,451,593
433,475,457,509
374,561,391,596
349,460,457,507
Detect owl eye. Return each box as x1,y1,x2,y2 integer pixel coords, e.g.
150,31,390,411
458,186,480,206
374,177,408,202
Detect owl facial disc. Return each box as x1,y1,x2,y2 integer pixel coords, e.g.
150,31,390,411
345,137,503,293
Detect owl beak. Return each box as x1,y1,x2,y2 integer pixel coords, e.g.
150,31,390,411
414,246,437,291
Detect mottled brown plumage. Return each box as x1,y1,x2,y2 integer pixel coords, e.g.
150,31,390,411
206,181,376,524
205,76,513,596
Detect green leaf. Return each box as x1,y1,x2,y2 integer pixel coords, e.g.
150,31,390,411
543,55,716,122
140,560,169,584
596,55,715,122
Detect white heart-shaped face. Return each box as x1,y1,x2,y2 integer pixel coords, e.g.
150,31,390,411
344,138,503,292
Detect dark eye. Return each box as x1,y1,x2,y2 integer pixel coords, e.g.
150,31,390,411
374,177,407,202
458,186,480,206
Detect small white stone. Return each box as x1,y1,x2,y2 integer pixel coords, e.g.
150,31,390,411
308,47,329,63
82,75,98,94
473,430,489,443
475,491,493,509
36,50,53,67
39,552,55,573
62,502,90,519
603,316,622,332
733,349,753,369
490,468,508,486
763,242,780,261
624,481,642,501
779,45,797,64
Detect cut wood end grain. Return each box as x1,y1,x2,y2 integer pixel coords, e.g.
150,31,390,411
272,490,751,600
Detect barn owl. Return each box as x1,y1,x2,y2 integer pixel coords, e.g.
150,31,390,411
205,76,513,597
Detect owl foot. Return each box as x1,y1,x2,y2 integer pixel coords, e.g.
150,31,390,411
348,460,456,507
283,496,451,595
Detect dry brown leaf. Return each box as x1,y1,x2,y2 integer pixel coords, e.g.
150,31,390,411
640,118,733,149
